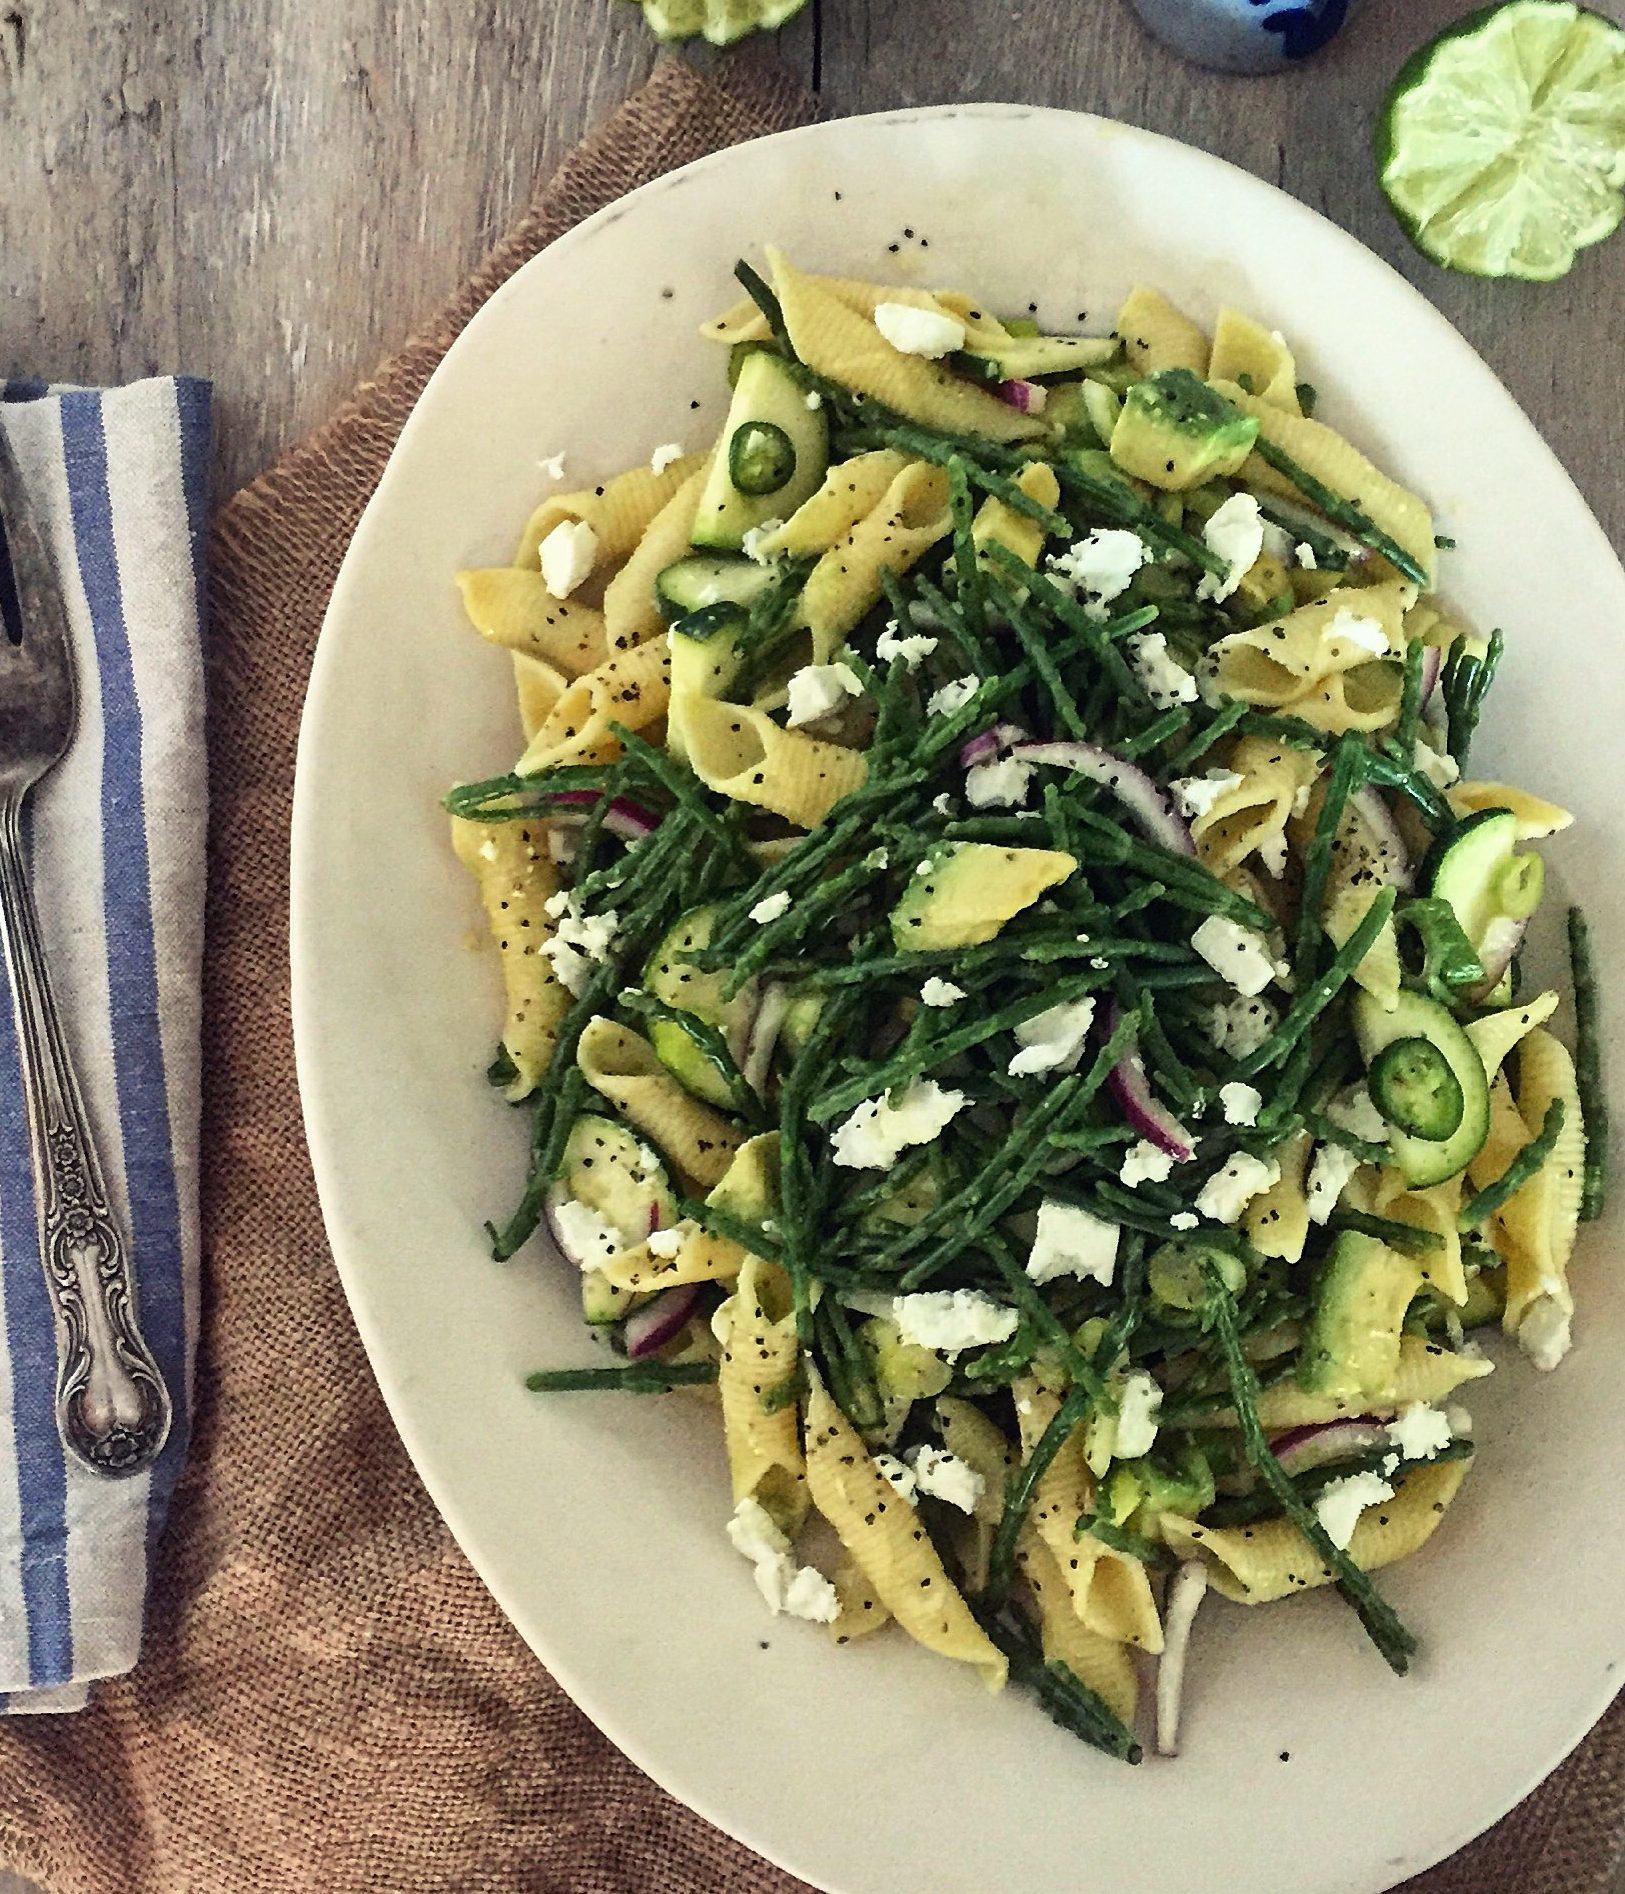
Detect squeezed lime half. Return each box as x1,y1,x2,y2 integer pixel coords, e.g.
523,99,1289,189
636,0,808,45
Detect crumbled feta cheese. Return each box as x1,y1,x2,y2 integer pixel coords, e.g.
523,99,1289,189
872,1454,918,1502
1196,493,1265,603
805,390,823,411
892,1288,1018,1355
1295,541,1318,570
539,519,600,600
728,1495,789,1567
877,621,939,667
1381,1452,1401,1477
537,893,620,996
538,451,567,480
636,1145,662,1175
1327,1084,1389,1145
1120,1139,1176,1187
1191,915,1277,997
1519,1293,1572,1371
1322,608,1391,657
749,890,793,924
1027,1199,1119,1287
1219,1081,1263,1127
874,301,966,358
830,1079,967,1170
1291,780,1314,818
1203,995,1278,1060
1113,1371,1164,1460
741,519,785,564
927,675,980,718
1413,737,1460,791
1128,632,1200,707
1257,830,1288,880
1169,1211,1200,1232
1313,1471,1395,1551
785,660,864,728
728,1498,839,1622
1050,528,1147,607
782,1566,841,1623
930,791,955,816
1194,1153,1280,1224
649,441,684,476
965,758,1034,809
549,1196,623,1269
1008,997,1097,1078
905,1445,985,1514
920,977,967,1008
1170,769,1244,820
1387,1402,1453,1462
1305,1141,1362,1224
645,1226,684,1259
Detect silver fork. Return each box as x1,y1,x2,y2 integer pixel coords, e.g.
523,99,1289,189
0,423,171,1478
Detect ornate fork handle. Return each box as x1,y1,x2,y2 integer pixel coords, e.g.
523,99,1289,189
0,794,171,1477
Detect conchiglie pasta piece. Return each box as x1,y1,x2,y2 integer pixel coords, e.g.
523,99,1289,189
1210,1335,1493,1429
1292,662,1405,736
1189,735,1316,877
803,1373,1007,1689
1465,989,1560,1082
575,1018,743,1189
456,568,609,674
1244,1130,1313,1262
1211,380,1436,588
1208,308,1301,413
973,462,1062,573
450,816,569,1101
1159,1459,1469,1604
758,450,913,558
828,1554,893,1644
700,294,773,345
799,460,953,657
680,697,867,828
1476,1031,1584,1332
1325,881,1402,1010
517,635,672,774
1446,781,1574,839
602,458,710,650
512,457,703,572
718,1255,808,1536
1210,581,1408,698
1116,285,1210,377
1370,1168,1468,1307
1018,1532,1140,1725
513,654,565,740
599,1220,743,1292
936,1395,1017,1595
767,249,1044,444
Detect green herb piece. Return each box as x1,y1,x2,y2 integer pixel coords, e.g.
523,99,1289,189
1569,906,1608,1221
525,1360,719,1394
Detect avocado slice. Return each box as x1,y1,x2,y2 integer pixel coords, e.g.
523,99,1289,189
1295,1230,1424,1402
889,841,1076,951
1109,368,1261,492
1104,1445,1215,1529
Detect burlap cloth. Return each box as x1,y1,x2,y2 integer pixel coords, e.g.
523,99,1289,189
0,53,1618,1894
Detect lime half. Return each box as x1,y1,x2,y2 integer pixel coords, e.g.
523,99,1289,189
635,0,807,44
1378,1,1625,280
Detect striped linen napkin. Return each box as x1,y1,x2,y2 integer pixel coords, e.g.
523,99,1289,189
0,376,210,1713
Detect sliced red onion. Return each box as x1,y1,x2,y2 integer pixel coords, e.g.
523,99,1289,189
1012,741,1196,857
623,1283,702,1359
1269,1417,1388,1476
1419,643,1442,708
742,983,789,1094
648,1201,663,1236
1469,912,1527,999
1156,1560,1209,1758
1105,1003,1196,1162
549,789,660,842
957,721,1029,770
1349,787,1413,892
995,378,1046,415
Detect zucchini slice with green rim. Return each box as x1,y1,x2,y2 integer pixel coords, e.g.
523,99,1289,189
1426,808,1544,957
1353,989,1490,1186
643,904,760,1106
655,552,778,624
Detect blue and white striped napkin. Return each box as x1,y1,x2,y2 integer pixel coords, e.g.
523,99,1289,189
0,377,210,1713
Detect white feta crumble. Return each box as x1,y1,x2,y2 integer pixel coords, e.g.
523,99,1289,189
1257,830,1288,880
872,1453,918,1502
804,390,823,411
930,791,955,817
873,300,967,359
904,1445,985,1514
549,1196,622,1269
830,1079,967,1170
965,757,1034,809
1519,1293,1572,1371
727,1497,840,1623
740,519,786,564
892,1288,1018,1355
1204,994,1278,1061
1413,737,1460,791
1170,768,1244,820
1008,997,1097,1077
1326,1084,1389,1145
1219,1081,1263,1126
1322,607,1391,657
785,660,864,728
635,1144,662,1175
538,451,567,480
1113,1370,1164,1460
1295,541,1318,570
1195,493,1265,603
1191,915,1277,997
727,1494,789,1567
1313,1471,1395,1551
1169,1211,1200,1232
782,1566,841,1623
927,675,980,718
537,893,620,996
1120,1139,1177,1187
649,441,685,476
749,890,793,925
1291,780,1314,819
1194,1153,1280,1224
877,621,940,667
538,519,600,599
1026,1199,1119,1287
920,976,967,1008
1050,527,1148,606
1127,632,1200,708
645,1226,685,1259
1387,1402,1454,1463
1305,1141,1362,1224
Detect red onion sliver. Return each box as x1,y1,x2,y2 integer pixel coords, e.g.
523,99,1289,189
995,378,1045,414
1104,1002,1196,1162
957,721,1029,771
1269,1418,1388,1476
623,1284,702,1360
1419,643,1442,708
742,984,789,1095
1012,740,1196,857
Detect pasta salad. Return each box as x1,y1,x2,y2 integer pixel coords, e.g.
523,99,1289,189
445,249,1604,1761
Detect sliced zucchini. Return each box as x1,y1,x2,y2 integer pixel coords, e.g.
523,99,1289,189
546,1113,676,1324
655,552,777,624
643,904,760,1105
647,1014,739,1112
1426,808,1543,959
692,351,829,550
778,986,825,1059
965,333,1120,380
1353,990,1490,1186
1081,379,1123,450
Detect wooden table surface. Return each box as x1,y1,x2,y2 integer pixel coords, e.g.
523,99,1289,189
2,0,1623,1889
